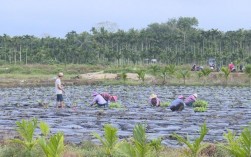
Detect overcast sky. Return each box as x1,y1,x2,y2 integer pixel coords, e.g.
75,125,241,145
1,0,251,38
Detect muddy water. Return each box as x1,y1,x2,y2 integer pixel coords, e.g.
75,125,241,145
0,85,250,147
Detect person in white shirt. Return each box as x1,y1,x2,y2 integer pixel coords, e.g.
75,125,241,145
55,72,64,108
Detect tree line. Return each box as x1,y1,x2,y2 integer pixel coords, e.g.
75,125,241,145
0,17,251,66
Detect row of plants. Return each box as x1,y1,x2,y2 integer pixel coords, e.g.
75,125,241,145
115,64,251,86
2,118,251,157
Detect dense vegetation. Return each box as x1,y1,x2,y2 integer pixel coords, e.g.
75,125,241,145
1,17,251,66
2,118,251,157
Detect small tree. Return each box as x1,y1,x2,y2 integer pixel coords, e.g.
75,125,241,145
198,68,212,85
222,124,251,157
173,123,208,157
177,70,190,85
92,124,120,156
221,67,231,85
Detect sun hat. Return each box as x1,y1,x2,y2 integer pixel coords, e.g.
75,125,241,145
58,72,64,77
193,93,198,98
92,91,99,96
150,94,157,99
178,95,185,99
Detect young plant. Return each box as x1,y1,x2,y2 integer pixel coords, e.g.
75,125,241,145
136,69,146,82
198,68,212,85
109,102,123,109
193,107,207,112
221,67,231,85
39,132,65,157
172,123,209,157
39,121,65,157
92,124,120,156
177,70,190,85
222,124,251,157
160,102,170,107
11,118,38,157
119,123,153,157
193,100,208,108
150,65,160,76
149,137,163,156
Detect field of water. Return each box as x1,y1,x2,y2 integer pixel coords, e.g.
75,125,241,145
0,85,250,147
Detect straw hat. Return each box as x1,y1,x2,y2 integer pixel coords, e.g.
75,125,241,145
58,72,64,77
150,94,157,99
193,93,198,98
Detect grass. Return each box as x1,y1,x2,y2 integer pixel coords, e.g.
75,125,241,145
0,63,250,87
0,140,231,157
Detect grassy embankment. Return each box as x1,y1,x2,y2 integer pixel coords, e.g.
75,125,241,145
0,64,250,87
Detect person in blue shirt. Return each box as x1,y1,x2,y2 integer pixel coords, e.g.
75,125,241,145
169,95,185,111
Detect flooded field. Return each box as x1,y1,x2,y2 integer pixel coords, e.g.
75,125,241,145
0,85,250,147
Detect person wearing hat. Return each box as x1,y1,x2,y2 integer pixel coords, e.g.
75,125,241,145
90,91,108,107
169,95,185,111
184,93,198,107
149,94,160,107
55,72,64,108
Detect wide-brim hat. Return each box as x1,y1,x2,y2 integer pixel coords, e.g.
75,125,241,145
193,93,198,98
58,72,64,77
150,94,157,99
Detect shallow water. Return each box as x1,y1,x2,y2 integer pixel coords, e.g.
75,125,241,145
0,85,250,147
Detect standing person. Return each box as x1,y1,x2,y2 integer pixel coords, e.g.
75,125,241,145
184,93,198,107
90,92,108,107
169,95,185,111
149,94,160,107
55,72,64,108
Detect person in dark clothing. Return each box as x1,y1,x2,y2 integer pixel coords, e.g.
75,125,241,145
169,95,185,111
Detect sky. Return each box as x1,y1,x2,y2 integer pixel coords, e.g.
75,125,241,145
1,0,251,38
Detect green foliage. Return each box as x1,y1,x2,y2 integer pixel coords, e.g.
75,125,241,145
150,65,160,76
193,107,207,112
109,102,123,109
221,67,231,85
149,137,163,156
193,100,208,112
39,132,65,157
119,124,153,157
11,118,65,157
177,69,190,85
172,123,209,157
40,121,50,136
11,118,38,156
160,102,170,107
193,100,208,108
121,72,127,82
198,68,212,85
92,124,120,156
136,69,146,82
166,64,176,77
222,125,251,157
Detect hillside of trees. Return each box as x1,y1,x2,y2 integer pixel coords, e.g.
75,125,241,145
0,17,251,66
